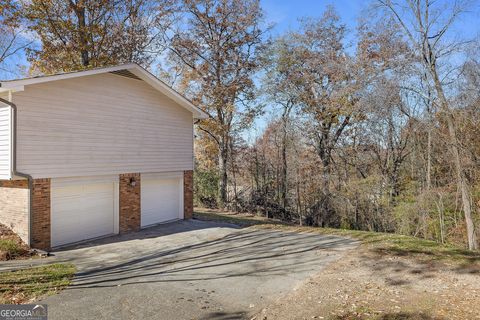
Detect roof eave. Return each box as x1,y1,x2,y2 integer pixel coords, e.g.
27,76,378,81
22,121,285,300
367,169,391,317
0,64,137,89
0,63,209,119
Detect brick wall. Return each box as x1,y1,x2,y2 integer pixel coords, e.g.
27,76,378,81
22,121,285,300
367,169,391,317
184,170,193,219
31,178,51,250
119,173,141,233
0,180,29,243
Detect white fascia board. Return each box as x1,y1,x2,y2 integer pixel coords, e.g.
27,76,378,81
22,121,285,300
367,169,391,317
0,86,24,93
0,64,136,89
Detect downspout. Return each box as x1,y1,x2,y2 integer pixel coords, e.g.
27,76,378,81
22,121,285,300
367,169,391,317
0,97,34,247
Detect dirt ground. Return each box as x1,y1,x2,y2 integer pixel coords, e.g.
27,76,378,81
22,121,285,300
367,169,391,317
253,246,480,320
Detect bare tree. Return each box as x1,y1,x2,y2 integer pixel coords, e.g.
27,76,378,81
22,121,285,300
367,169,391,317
363,80,413,204
279,8,363,226
376,0,478,249
262,37,301,211
0,1,31,75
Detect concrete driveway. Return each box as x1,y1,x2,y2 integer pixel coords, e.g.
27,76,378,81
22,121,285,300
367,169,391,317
40,220,358,320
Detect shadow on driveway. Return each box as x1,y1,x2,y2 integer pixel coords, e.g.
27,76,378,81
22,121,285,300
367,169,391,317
42,219,358,320
70,227,356,288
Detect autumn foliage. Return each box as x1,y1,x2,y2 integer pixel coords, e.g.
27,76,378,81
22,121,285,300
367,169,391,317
0,0,479,249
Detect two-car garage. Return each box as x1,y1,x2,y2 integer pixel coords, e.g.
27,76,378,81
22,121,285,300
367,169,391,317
0,64,204,251
50,173,184,248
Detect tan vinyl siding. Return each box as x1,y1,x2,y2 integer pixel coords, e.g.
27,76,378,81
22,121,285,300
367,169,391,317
13,73,194,179
0,185,29,243
0,103,11,180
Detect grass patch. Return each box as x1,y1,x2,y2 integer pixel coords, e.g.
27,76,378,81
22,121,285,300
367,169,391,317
194,209,289,227
0,263,76,304
0,239,25,255
0,223,31,261
194,209,480,267
263,225,480,266
0,239,27,258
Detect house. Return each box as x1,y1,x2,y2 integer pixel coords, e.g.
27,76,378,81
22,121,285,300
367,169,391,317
0,64,207,250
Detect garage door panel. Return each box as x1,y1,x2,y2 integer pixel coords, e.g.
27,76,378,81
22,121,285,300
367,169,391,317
141,175,183,227
51,178,118,247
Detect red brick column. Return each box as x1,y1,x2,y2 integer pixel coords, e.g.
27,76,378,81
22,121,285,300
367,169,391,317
119,173,141,233
31,178,51,250
184,170,193,220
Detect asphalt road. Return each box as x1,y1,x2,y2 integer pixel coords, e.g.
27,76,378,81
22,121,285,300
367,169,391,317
40,220,358,320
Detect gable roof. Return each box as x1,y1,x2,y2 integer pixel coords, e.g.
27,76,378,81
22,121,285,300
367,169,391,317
0,63,208,119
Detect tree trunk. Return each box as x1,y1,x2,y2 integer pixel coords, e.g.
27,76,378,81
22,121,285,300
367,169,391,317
426,128,432,190
425,77,433,190
230,146,239,212
295,162,302,226
435,193,445,244
280,118,288,211
431,67,478,250
72,1,90,67
318,153,333,227
218,141,228,208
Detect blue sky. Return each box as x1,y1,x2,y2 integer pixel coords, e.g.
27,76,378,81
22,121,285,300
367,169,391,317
262,0,480,41
262,0,367,35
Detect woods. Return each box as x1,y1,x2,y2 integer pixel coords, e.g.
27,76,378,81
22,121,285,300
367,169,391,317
0,0,479,250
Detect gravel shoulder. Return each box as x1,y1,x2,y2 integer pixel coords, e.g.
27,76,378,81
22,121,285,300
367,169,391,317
252,236,480,320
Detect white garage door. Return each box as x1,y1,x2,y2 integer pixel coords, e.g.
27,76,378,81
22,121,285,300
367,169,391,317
141,173,183,227
51,176,118,247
